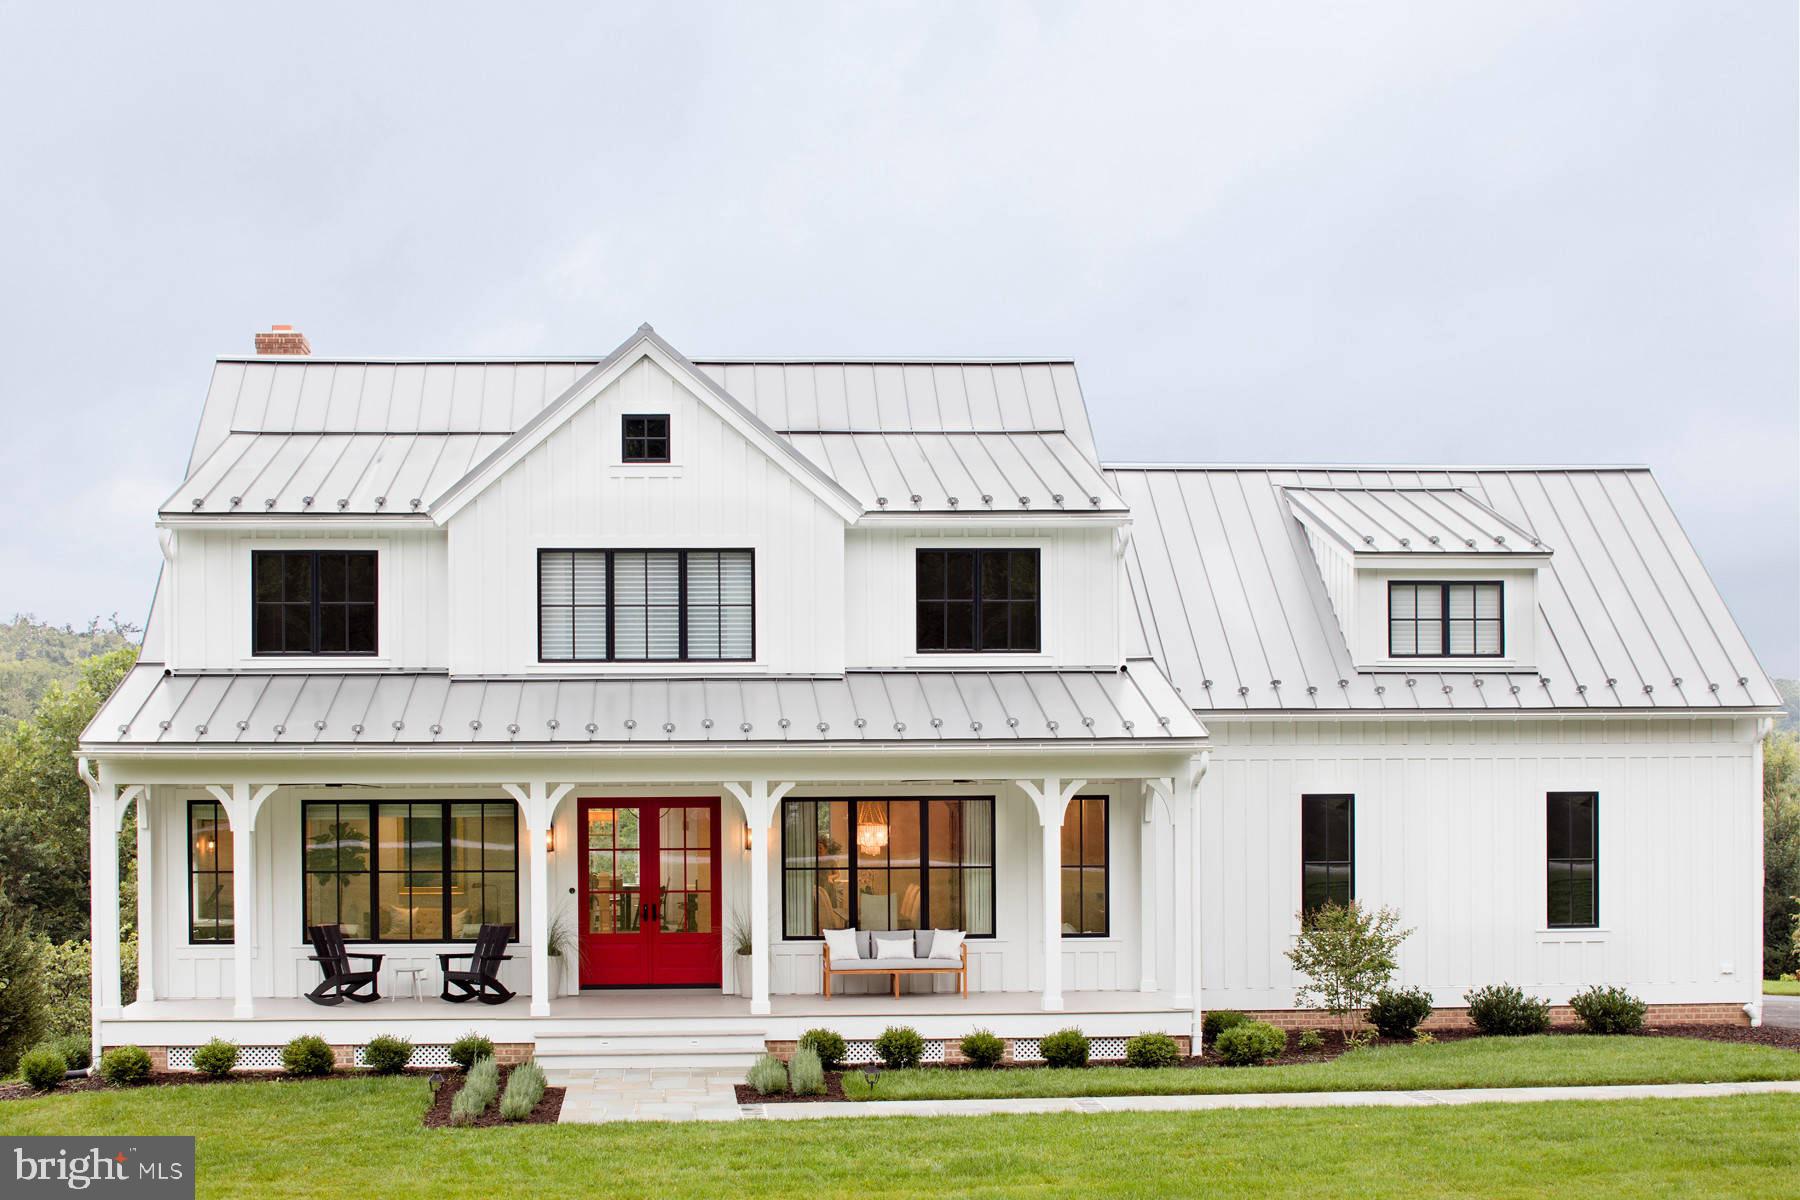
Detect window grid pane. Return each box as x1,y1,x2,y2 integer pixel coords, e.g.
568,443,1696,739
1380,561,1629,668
1387,581,1503,658
303,801,515,943
538,550,753,663
189,800,234,943
916,549,1039,652
779,798,995,939
1300,794,1354,916
1059,796,1108,936
251,550,377,656
1546,792,1598,928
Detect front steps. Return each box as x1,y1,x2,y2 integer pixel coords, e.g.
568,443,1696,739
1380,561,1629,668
534,1027,767,1082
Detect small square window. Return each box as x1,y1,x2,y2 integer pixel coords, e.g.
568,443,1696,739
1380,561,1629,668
622,414,670,463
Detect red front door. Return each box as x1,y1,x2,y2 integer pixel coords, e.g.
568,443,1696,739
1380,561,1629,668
579,798,721,987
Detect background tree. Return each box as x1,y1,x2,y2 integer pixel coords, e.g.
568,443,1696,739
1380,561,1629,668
1284,900,1412,1037
1764,730,1800,978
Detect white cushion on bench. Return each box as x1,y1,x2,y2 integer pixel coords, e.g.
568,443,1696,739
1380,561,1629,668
830,958,950,972
823,928,860,962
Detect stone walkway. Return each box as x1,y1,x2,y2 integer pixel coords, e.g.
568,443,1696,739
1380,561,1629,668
558,1069,744,1123
562,1075,1800,1124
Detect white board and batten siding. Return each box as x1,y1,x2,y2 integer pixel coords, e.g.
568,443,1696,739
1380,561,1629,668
444,357,846,676
845,526,1121,670
162,527,447,670
1200,716,1763,1012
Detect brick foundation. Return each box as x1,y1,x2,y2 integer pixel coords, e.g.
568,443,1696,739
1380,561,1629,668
1230,1002,1750,1031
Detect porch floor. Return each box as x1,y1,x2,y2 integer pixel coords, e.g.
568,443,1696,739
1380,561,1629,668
118,988,1186,1024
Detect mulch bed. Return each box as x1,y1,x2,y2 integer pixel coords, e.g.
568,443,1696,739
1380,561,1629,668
732,1022,1800,1104
421,1063,564,1128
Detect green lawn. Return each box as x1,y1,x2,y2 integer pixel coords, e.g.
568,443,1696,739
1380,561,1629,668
1764,978,1800,996
0,1076,1797,1198
841,1035,1800,1101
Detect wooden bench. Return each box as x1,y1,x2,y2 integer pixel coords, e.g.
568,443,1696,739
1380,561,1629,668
822,931,968,998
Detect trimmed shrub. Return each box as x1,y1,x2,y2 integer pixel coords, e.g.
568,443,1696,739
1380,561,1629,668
1202,1010,1250,1043
1124,1033,1181,1069
960,1029,1004,1069
798,1028,848,1072
1039,1028,1089,1069
1214,1021,1287,1066
1414,1030,1437,1045
788,1045,826,1095
1368,986,1434,1039
1569,985,1647,1035
450,1055,500,1125
746,1053,788,1095
47,1033,90,1072
281,1035,335,1077
20,1046,67,1091
361,1034,412,1075
1296,1029,1326,1053
191,1038,239,1079
448,1033,495,1070
874,1026,926,1069
498,1059,547,1120
98,1045,153,1086
1465,984,1551,1036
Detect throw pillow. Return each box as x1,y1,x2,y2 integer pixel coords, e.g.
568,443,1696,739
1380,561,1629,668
823,927,860,961
929,930,965,961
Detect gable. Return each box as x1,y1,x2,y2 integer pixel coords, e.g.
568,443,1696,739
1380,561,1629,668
427,327,861,525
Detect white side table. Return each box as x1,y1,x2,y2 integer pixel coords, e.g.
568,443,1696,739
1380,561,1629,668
391,966,426,1002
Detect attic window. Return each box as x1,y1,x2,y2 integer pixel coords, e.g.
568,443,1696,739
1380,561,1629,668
622,414,670,463
1388,581,1502,658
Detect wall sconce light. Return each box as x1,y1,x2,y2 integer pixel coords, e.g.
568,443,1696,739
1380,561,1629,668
545,827,556,854
741,825,752,854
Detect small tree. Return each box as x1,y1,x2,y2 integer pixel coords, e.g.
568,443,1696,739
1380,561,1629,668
1284,901,1411,1038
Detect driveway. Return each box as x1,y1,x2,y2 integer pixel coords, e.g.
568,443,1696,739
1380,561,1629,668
1763,995,1800,1029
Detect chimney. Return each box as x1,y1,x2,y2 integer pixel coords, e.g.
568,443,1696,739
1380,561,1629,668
254,324,311,356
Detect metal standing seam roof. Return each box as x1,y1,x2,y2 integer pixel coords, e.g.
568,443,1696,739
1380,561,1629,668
1282,487,1549,555
1111,465,1781,713
85,662,1204,748
173,341,1108,518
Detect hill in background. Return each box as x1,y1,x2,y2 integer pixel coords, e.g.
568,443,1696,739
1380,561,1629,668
0,614,140,727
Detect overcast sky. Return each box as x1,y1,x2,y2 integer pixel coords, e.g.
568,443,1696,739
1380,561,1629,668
1,2,1794,674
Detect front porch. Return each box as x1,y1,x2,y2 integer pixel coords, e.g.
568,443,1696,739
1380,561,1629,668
83,733,1210,1064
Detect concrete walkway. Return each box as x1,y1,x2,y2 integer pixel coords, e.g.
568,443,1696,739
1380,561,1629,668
560,1075,1800,1124
558,1069,743,1123
1762,994,1800,1029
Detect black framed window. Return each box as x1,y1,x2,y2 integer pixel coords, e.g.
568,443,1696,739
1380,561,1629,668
916,548,1040,652
1388,581,1502,657
780,798,995,939
538,549,753,662
1061,795,1108,936
303,800,517,942
1301,794,1354,914
252,550,377,656
1547,792,1598,929
188,800,233,943
622,414,671,463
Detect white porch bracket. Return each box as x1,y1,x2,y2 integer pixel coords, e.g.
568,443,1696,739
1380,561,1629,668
723,780,795,1017
1016,776,1086,1013
503,782,576,1018
205,783,277,1019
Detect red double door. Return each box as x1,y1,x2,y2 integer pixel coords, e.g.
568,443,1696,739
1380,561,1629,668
578,798,721,988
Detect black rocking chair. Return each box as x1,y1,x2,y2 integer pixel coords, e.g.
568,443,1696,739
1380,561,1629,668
438,923,516,1005
305,923,384,1005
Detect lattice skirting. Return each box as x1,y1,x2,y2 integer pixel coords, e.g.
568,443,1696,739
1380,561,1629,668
165,1044,454,1071
1010,1036,1129,1063
841,1038,948,1066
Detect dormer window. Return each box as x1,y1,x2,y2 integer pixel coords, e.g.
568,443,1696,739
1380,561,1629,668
622,414,670,463
253,550,377,656
1388,581,1502,657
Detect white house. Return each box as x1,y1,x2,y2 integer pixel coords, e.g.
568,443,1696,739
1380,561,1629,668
80,322,1782,1074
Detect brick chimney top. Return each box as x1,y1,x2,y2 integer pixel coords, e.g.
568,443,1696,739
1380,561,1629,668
254,324,311,356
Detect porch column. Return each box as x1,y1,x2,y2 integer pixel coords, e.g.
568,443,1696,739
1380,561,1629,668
724,781,793,1017
207,783,275,1020
135,790,155,1003
83,766,129,1023
1138,782,1158,993
1019,777,1085,1013
1191,752,1210,1045
504,783,574,1018
1159,755,1209,1045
